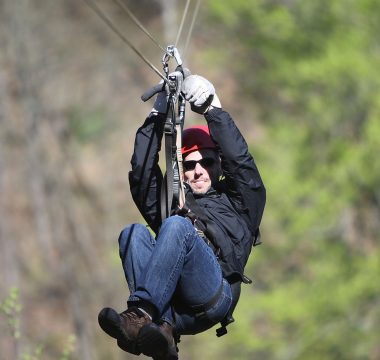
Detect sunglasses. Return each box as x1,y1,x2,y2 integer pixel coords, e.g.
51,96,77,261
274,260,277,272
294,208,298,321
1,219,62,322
183,157,216,171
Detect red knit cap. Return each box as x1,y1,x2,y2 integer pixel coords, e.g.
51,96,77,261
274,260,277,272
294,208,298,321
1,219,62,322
181,125,216,155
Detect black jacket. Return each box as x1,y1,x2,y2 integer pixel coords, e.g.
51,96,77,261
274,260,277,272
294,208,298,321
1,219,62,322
129,108,266,283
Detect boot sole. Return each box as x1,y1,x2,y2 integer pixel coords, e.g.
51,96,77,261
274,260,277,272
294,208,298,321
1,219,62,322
137,323,178,360
98,307,141,355
98,307,125,340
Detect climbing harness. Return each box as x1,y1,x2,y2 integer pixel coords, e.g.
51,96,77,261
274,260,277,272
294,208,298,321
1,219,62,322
161,47,187,220
142,45,187,221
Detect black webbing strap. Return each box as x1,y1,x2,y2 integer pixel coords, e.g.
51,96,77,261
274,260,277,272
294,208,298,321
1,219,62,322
216,281,241,337
183,191,221,255
160,100,177,221
190,280,224,318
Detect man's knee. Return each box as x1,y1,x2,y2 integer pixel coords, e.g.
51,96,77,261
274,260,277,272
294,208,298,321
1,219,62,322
159,216,197,250
161,216,193,233
118,223,149,256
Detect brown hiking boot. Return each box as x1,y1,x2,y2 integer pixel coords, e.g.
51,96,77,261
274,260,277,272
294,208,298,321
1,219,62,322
98,307,151,355
137,321,179,360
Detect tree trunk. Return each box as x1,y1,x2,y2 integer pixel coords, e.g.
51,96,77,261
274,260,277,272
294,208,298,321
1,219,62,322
160,0,178,45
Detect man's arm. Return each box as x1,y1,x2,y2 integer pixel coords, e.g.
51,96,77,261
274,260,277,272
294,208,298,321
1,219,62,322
129,112,166,234
206,107,266,234
182,74,266,235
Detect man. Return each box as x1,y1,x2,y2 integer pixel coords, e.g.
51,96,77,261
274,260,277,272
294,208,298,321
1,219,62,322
98,74,266,360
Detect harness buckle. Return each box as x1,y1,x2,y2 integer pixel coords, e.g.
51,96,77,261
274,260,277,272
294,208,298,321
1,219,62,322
164,121,175,135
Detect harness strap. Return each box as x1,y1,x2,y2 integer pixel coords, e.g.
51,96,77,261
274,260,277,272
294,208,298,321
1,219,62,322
182,191,221,255
216,281,241,337
160,71,186,221
180,191,249,337
161,101,177,221
190,280,224,318
176,96,186,208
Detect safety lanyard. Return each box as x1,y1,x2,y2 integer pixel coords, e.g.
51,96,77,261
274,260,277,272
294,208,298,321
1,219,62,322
82,0,201,219
160,48,187,221
138,45,187,221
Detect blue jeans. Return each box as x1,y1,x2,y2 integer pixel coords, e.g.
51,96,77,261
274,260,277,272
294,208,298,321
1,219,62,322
118,215,232,335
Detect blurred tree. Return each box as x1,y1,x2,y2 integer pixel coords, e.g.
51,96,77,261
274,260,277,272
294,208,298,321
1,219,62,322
187,0,380,359
1,0,379,359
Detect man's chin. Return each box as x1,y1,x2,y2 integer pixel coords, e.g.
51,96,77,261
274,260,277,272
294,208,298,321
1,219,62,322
190,183,211,195
192,189,206,195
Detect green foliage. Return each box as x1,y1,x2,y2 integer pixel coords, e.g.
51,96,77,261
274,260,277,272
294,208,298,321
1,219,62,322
1,288,76,360
206,0,380,248
59,335,76,360
244,246,380,360
22,345,44,360
196,0,380,359
67,106,110,144
1,287,22,339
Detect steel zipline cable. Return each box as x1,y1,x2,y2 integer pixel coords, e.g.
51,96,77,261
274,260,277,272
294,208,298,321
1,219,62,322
175,0,191,48
112,0,167,54
82,0,166,81
182,0,201,62
82,0,201,80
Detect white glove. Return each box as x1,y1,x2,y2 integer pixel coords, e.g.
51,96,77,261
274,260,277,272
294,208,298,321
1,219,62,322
182,75,221,113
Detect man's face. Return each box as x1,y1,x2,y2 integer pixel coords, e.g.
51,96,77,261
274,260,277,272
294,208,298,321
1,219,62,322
183,149,220,195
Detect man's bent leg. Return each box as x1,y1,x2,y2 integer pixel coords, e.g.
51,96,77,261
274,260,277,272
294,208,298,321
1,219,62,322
98,223,155,354
118,223,156,293
132,216,231,357
132,216,229,315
